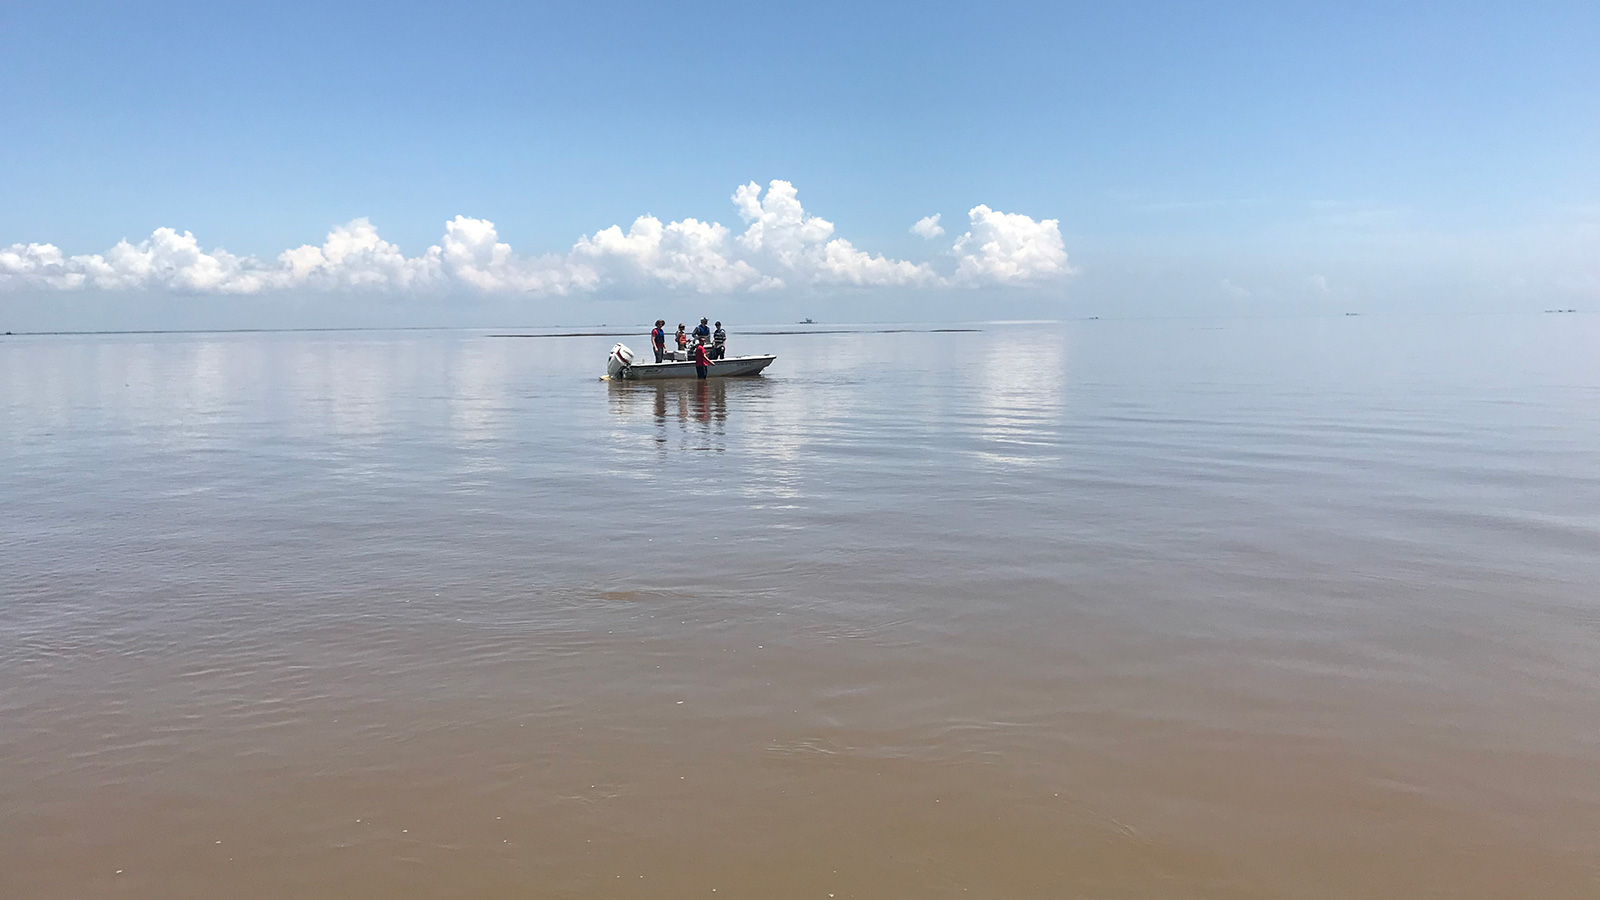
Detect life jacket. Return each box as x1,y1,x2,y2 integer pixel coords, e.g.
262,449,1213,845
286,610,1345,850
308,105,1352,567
651,327,664,347
712,328,726,344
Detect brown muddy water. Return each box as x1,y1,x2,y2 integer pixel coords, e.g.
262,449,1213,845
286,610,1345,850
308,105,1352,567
3,317,1599,898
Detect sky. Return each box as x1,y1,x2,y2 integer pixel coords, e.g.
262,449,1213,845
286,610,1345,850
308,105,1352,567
1,0,1596,330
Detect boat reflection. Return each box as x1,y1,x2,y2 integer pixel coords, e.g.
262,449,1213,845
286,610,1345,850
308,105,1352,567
607,377,776,450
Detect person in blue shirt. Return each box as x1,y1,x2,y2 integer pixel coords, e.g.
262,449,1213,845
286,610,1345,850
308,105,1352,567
692,318,712,345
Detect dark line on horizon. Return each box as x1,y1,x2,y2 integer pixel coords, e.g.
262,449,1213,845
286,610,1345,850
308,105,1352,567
1,325,468,337
487,328,984,338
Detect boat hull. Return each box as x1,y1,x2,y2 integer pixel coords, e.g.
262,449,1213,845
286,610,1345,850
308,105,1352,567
616,354,775,380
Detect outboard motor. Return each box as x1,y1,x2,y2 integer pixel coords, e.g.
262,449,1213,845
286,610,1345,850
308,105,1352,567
606,342,635,378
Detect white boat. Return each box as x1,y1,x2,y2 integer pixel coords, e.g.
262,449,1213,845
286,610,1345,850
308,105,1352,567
606,343,775,380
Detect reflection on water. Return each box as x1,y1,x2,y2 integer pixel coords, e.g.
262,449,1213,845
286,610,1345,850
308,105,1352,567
608,378,774,448
4,319,1600,899
614,377,730,427
975,329,1066,467
604,376,803,499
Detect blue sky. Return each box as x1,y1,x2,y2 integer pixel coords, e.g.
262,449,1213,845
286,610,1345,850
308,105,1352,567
2,0,1596,328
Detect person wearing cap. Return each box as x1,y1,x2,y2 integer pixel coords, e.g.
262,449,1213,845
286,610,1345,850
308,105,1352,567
675,324,688,359
711,321,727,359
692,317,712,346
650,319,667,363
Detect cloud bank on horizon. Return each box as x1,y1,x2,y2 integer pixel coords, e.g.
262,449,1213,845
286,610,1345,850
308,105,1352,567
0,181,1070,297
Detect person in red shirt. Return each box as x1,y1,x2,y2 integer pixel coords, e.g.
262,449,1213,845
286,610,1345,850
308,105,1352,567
693,341,715,379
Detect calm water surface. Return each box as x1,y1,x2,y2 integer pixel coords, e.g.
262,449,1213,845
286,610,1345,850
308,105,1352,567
3,317,1599,898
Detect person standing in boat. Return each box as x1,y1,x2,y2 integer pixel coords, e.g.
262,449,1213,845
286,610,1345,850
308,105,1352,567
692,317,712,347
693,339,715,379
711,321,726,359
675,324,688,359
650,319,667,363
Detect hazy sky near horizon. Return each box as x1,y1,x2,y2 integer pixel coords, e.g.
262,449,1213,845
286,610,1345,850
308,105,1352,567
2,0,1596,328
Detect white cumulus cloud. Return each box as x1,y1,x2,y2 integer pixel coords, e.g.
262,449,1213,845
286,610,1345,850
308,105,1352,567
729,180,938,287
1220,278,1251,298
911,214,945,239
953,205,1071,284
0,181,1072,297
278,218,442,291
1,229,273,293
573,215,771,293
